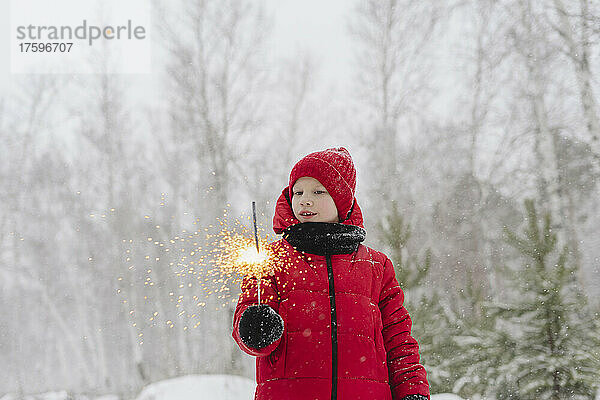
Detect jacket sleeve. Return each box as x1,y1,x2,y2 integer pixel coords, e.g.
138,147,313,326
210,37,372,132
232,273,282,357
379,256,430,400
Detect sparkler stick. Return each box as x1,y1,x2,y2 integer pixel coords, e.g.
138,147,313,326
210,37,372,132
252,201,261,305
252,201,259,252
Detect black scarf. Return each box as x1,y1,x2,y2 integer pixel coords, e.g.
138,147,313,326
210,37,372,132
282,222,366,256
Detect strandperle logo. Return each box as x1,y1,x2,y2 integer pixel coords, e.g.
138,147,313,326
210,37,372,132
16,19,146,46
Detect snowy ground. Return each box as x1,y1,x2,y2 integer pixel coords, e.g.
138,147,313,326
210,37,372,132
0,392,118,400
0,375,465,400
135,375,254,400
135,375,465,400
431,395,465,400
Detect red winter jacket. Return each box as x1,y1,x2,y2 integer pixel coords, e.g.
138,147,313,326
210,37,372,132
232,188,429,400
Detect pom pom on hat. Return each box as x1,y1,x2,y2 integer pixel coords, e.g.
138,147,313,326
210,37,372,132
288,147,356,222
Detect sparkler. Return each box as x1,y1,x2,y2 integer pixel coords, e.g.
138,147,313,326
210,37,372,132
252,201,262,304
252,201,260,253
212,203,284,307
118,199,285,341
252,201,260,305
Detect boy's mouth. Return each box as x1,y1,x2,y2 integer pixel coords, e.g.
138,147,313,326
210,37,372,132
299,211,317,218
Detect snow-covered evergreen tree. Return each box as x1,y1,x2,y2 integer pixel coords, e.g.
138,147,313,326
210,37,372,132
410,291,461,395
486,199,598,399
378,202,459,394
500,199,599,400
377,201,430,290
451,292,520,399
453,199,600,400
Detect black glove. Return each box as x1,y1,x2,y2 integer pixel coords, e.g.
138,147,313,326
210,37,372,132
401,395,429,400
238,304,284,350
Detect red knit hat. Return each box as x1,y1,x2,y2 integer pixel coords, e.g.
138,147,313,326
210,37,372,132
288,147,357,222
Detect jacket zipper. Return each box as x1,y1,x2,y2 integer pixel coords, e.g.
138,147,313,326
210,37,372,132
326,254,338,400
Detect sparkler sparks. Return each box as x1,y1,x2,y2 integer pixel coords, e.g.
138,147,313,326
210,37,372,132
212,227,279,281
112,199,286,346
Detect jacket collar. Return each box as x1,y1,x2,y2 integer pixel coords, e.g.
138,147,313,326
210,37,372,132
282,222,366,256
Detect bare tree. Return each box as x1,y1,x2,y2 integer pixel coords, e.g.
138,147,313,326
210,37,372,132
534,0,600,290
504,0,566,244
0,77,81,391
66,42,155,389
154,0,271,376
548,0,600,163
158,0,269,214
350,0,443,238
276,54,314,170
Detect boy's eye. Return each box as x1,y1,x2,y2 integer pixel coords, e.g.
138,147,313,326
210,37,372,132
293,190,326,195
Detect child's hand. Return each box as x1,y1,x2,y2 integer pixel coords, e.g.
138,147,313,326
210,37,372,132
238,304,284,350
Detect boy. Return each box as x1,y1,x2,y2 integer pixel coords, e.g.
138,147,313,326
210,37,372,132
232,147,429,400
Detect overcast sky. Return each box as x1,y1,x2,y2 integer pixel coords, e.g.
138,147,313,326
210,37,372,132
0,0,354,94
268,0,354,86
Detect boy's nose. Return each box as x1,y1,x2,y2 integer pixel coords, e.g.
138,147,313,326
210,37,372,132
301,199,313,206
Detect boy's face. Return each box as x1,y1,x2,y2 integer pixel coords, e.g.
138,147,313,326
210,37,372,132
291,177,339,223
